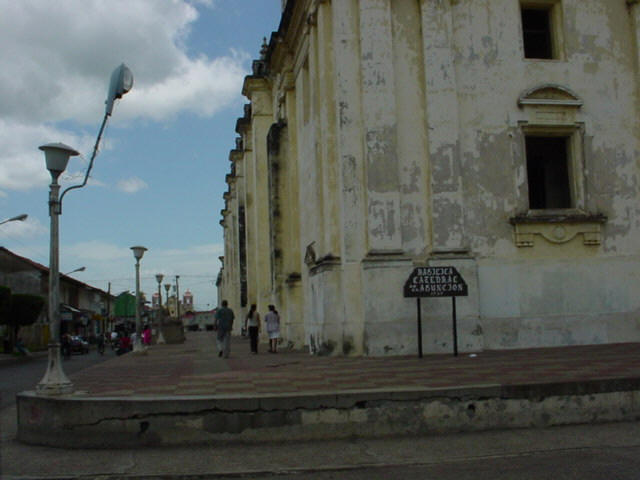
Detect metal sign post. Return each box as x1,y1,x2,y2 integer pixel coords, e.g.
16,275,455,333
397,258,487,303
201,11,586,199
417,298,422,358
403,266,468,357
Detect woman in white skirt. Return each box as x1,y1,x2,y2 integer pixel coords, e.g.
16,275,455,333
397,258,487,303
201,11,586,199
264,304,280,353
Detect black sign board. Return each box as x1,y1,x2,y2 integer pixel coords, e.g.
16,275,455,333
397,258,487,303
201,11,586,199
404,266,468,298
404,266,468,358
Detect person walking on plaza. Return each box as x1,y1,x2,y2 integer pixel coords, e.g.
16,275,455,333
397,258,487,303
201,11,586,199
264,304,280,353
142,325,151,346
245,303,260,354
215,300,235,358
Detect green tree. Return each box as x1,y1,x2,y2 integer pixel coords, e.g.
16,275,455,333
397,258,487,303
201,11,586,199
6,294,44,353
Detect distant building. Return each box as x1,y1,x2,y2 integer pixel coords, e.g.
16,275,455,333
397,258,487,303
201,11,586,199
219,1,640,355
0,247,113,345
182,290,194,313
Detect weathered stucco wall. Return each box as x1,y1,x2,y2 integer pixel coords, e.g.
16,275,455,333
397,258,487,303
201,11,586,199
218,0,640,356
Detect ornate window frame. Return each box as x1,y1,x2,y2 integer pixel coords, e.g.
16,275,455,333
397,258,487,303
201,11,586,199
511,84,607,247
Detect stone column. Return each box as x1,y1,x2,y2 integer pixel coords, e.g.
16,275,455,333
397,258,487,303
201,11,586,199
359,0,403,254
332,0,367,354
420,0,467,252
246,79,274,311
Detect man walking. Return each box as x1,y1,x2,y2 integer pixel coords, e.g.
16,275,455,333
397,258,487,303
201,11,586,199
215,300,235,358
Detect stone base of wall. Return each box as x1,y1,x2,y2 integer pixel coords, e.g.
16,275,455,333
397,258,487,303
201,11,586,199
16,379,640,448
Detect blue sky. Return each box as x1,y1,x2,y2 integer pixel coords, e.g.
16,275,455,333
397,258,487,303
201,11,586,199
0,0,282,310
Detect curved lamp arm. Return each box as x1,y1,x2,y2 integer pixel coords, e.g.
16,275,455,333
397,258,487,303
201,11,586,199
59,64,133,206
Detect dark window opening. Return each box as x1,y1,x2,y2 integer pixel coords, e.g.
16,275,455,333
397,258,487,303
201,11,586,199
522,7,553,59
526,136,571,209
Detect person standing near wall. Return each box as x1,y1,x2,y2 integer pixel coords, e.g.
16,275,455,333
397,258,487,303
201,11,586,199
245,304,260,354
215,300,235,358
264,304,280,353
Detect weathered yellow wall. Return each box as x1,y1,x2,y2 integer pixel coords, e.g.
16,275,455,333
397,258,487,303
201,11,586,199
219,0,640,355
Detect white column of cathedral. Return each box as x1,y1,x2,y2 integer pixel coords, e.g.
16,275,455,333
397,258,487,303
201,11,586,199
316,2,341,258
390,0,431,256
306,10,326,257
332,0,367,354
282,74,305,347
420,0,466,252
249,83,275,313
228,149,244,316
358,0,403,254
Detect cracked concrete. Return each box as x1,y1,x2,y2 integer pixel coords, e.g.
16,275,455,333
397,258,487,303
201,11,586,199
16,383,640,448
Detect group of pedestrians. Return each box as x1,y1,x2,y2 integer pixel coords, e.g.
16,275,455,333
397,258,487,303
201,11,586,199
214,300,280,358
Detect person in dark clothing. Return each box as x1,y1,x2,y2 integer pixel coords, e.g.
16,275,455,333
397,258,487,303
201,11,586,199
214,300,235,358
61,333,71,359
244,304,260,354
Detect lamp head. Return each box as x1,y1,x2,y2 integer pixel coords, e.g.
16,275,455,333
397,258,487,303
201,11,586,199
39,143,80,180
9,214,28,222
130,245,147,261
106,63,133,116
164,283,171,292
155,273,164,283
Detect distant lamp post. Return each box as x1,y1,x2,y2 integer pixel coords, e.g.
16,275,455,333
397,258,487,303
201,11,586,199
155,273,166,344
36,64,133,395
0,213,28,226
175,275,181,325
64,266,86,275
131,246,147,353
37,143,79,395
164,283,171,317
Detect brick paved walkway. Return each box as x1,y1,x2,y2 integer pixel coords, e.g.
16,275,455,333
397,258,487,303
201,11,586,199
66,331,640,398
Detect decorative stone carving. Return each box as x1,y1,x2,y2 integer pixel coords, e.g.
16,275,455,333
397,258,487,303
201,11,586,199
510,214,607,247
518,84,583,108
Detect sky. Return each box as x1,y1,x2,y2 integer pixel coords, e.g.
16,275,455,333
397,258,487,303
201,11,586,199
0,0,282,310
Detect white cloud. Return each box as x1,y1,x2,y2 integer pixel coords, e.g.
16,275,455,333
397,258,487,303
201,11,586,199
116,177,148,194
64,241,132,262
0,216,47,240
0,0,248,193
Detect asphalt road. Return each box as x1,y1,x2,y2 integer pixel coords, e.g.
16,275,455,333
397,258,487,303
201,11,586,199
225,446,640,480
0,346,115,409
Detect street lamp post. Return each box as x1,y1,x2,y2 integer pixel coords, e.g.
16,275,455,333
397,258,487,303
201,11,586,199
175,275,181,326
164,283,171,318
35,63,133,395
0,214,28,226
155,273,166,344
36,143,79,395
131,246,147,353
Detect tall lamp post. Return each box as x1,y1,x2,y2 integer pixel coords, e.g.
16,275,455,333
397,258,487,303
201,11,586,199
36,144,79,395
155,273,166,344
175,275,181,326
36,64,133,395
164,283,171,318
131,246,147,353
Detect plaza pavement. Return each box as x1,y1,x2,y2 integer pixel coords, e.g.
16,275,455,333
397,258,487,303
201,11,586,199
65,331,640,399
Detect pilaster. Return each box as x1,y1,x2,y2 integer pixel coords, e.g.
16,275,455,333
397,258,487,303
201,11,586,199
359,0,403,254
245,77,274,312
420,0,467,253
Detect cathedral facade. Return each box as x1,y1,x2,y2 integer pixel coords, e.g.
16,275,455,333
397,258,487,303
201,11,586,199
218,0,640,355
